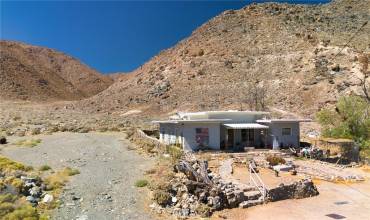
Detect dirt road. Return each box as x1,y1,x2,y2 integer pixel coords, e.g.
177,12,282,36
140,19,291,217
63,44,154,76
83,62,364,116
1,132,155,220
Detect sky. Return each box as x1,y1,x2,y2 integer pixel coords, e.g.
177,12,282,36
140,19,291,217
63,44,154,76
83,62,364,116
1,0,330,74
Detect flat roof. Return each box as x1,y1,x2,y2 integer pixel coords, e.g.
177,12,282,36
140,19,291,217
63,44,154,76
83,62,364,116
257,119,312,123
223,123,269,129
178,110,270,117
152,119,231,124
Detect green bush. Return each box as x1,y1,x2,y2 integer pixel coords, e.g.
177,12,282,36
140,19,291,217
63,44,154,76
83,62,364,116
316,96,370,155
134,179,148,187
2,204,41,220
266,155,286,166
153,190,171,206
39,165,51,171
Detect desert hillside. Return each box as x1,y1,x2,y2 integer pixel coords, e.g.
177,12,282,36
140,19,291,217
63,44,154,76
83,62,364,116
76,0,369,117
0,40,113,101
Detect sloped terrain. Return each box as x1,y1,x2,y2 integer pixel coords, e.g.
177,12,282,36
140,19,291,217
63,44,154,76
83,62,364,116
77,0,369,117
0,40,113,101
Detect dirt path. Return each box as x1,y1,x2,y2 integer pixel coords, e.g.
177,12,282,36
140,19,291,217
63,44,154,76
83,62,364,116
1,132,155,220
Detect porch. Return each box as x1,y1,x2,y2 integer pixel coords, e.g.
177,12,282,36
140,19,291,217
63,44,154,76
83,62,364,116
220,123,269,151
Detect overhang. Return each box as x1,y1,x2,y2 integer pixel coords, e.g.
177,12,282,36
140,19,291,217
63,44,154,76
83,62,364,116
223,123,269,129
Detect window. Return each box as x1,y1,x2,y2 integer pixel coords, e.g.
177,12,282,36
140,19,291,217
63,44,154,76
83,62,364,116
241,129,254,142
282,128,292,136
195,128,209,147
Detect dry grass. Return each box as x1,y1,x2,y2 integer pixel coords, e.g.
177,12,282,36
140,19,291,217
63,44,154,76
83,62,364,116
15,138,42,147
0,156,32,173
44,167,80,192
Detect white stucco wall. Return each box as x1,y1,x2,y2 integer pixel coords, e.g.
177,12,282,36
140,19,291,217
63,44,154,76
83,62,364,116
269,122,300,147
181,123,220,151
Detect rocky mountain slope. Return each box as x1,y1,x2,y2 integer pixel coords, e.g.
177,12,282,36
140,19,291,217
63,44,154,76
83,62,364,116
0,40,113,101
76,0,369,118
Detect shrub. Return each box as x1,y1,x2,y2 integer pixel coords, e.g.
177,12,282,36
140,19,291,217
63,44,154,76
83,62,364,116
196,203,212,217
166,145,183,162
153,190,171,206
39,165,51,171
134,179,148,187
0,156,31,173
63,167,80,176
266,155,286,166
15,139,42,147
2,204,41,220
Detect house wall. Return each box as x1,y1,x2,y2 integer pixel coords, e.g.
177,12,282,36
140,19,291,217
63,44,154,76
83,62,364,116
159,123,179,145
181,123,221,151
268,122,300,147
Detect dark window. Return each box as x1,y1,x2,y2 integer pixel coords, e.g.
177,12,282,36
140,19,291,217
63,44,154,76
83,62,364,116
241,129,254,141
282,128,292,136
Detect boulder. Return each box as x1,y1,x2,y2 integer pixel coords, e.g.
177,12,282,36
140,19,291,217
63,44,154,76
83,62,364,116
0,136,6,144
42,194,54,203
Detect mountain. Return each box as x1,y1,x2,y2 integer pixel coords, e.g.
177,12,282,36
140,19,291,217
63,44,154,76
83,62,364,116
0,40,113,101
76,0,369,117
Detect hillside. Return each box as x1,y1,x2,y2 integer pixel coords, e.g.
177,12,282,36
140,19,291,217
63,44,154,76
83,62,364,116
75,0,369,118
0,40,113,101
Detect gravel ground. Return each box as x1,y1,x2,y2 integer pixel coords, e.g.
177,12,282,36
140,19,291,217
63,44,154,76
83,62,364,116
0,132,155,220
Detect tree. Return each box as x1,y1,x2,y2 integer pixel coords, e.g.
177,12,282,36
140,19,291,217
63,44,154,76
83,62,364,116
358,53,369,102
316,95,370,148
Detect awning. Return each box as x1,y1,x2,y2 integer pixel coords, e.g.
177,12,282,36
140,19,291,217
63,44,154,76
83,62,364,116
223,123,269,129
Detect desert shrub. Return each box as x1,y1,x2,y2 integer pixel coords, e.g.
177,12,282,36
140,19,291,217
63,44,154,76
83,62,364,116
166,145,183,162
44,167,78,191
0,202,14,216
39,165,51,171
266,155,286,166
134,179,148,187
2,204,42,220
30,128,41,135
196,203,212,217
63,167,80,176
0,156,31,173
153,190,171,206
0,194,17,203
15,139,42,147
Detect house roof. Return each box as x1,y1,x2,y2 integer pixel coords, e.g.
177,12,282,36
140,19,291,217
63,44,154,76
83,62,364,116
256,119,312,123
223,123,269,129
152,119,231,124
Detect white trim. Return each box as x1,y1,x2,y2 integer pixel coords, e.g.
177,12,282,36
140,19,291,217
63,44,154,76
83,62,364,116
223,123,269,129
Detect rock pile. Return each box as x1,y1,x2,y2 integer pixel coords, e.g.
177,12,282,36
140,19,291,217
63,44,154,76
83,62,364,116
151,159,264,217
21,176,53,206
268,179,319,202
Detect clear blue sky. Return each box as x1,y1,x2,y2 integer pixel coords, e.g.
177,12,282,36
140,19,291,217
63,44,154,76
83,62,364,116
1,0,329,74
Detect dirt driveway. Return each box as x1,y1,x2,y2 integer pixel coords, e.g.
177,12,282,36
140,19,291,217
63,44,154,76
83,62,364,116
1,132,155,220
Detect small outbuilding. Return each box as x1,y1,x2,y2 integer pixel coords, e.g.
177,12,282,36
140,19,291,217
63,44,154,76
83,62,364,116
153,111,310,151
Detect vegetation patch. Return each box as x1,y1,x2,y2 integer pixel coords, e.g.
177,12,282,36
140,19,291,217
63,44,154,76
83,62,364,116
317,96,370,159
0,156,32,173
44,167,80,191
15,139,42,147
266,155,286,166
39,165,52,171
134,179,148,187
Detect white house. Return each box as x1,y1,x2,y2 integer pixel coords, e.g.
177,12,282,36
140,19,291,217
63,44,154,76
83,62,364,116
153,111,310,151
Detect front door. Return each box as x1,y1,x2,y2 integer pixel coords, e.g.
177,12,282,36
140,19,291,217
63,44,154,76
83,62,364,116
241,129,254,147
227,129,234,149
